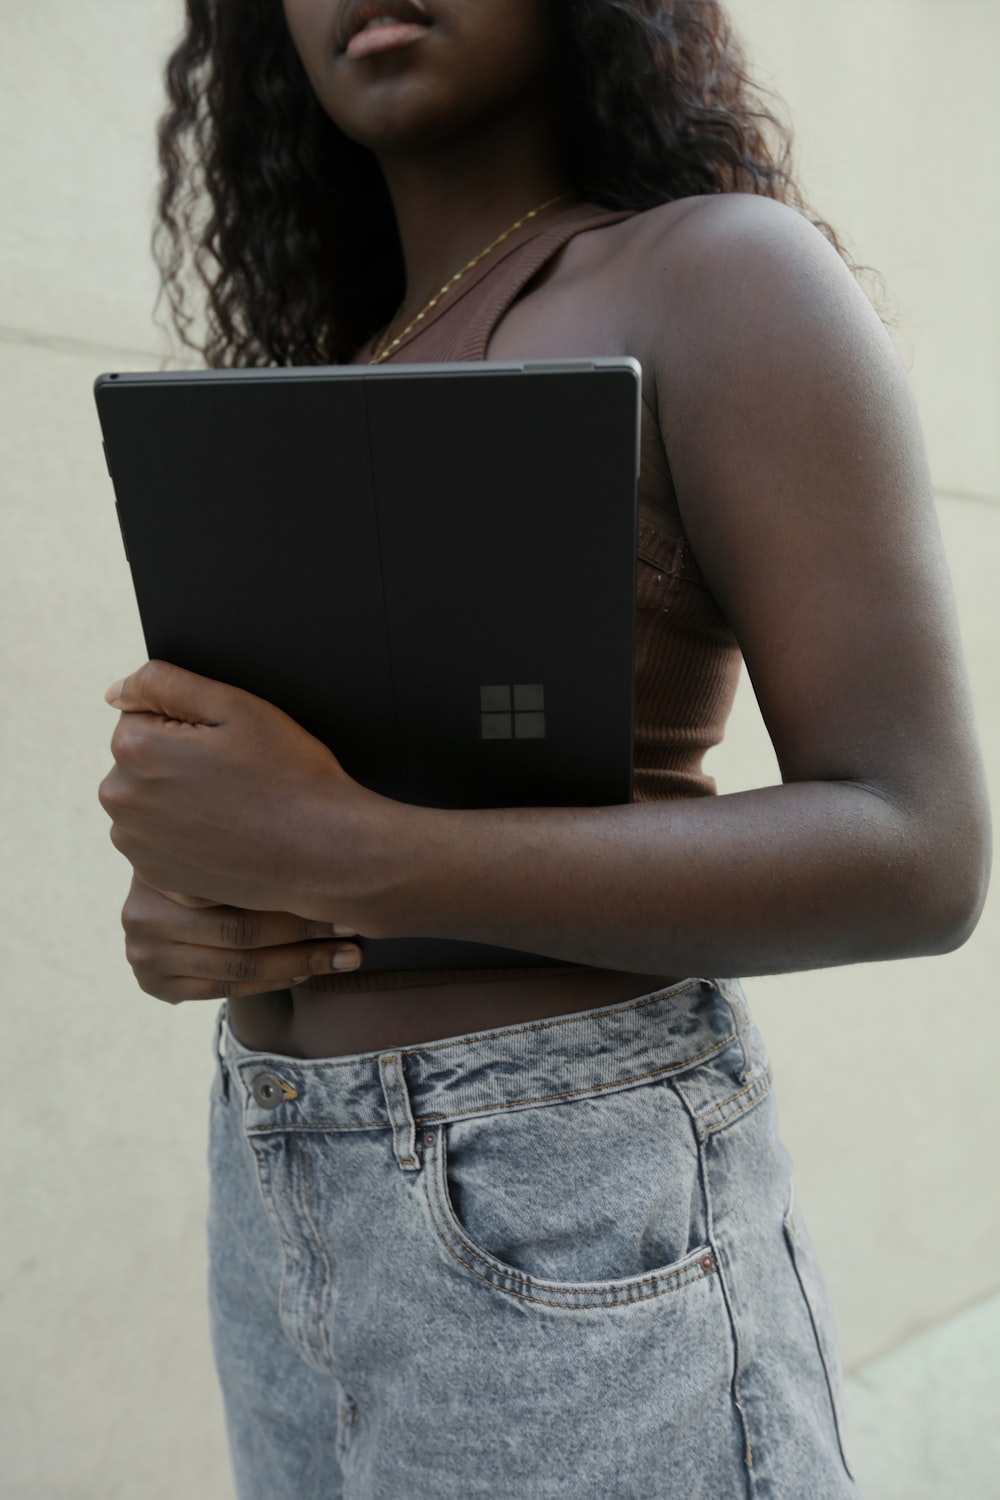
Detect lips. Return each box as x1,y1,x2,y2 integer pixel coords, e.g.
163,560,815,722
338,0,431,54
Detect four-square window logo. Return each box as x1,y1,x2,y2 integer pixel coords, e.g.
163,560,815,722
480,684,546,740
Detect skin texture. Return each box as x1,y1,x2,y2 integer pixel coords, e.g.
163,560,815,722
100,0,990,1046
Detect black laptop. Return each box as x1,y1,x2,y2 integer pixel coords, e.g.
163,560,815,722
95,357,641,971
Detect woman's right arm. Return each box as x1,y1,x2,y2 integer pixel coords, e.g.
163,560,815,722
121,876,362,1003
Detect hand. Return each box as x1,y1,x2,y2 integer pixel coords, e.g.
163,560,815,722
98,660,390,924
121,877,364,1003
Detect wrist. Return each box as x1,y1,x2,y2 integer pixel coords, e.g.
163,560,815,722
305,780,424,936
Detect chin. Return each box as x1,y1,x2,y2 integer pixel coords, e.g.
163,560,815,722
326,77,486,155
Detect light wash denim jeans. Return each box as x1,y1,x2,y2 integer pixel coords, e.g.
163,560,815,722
207,979,862,1498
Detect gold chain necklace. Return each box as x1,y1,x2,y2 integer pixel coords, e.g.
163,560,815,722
368,192,575,365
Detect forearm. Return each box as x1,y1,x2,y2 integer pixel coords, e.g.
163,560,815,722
351,781,982,976
100,670,986,973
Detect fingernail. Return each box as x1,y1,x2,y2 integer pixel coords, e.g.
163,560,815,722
332,924,357,938
104,680,125,705
290,975,311,985
332,948,361,970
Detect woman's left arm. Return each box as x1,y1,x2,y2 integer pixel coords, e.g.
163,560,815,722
100,195,990,975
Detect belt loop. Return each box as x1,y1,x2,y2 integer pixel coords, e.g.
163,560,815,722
713,978,753,1085
214,1003,230,1102
378,1052,420,1173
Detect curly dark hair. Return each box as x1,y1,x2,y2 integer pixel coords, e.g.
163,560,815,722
154,0,861,368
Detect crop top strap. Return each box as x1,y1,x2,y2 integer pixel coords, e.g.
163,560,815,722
367,200,640,366
449,203,641,361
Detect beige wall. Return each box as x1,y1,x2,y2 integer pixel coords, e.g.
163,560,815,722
713,0,1000,1364
2,1,996,1494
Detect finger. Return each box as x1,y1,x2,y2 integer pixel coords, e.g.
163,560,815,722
135,939,363,989
187,907,358,951
123,881,358,950
104,660,227,724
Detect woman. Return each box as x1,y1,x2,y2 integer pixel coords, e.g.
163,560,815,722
99,0,990,1495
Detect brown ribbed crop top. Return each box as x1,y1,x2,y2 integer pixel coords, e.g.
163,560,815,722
329,200,741,993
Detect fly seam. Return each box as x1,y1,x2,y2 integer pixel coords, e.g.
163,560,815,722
295,1139,338,1374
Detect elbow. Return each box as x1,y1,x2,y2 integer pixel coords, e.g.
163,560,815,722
902,808,992,958
917,891,987,958
920,859,991,955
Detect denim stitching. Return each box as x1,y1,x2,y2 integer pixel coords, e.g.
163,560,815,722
425,1119,716,1308
437,1217,714,1298
247,1119,395,1135
433,1233,711,1310
696,1067,772,1120
294,1139,338,1375
378,1053,419,1170
699,1090,773,1141
250,1140,313,1368
241,1034,736,1135
415,1035,736,1115
673,1079,756,1484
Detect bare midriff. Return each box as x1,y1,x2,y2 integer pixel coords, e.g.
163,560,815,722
226,969,682,1059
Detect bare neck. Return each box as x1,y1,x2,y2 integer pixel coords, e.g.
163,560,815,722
375,108,577,319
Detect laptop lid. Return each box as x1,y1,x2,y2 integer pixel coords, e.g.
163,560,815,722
95,358,641,971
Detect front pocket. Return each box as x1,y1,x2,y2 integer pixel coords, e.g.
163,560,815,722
422,1080,719,1311
783,1191,856,1480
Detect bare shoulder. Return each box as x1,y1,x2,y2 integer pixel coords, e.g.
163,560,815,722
621,193,893,404
625,191,861,310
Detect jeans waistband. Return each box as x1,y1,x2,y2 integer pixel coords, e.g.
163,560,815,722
214,977,754,1170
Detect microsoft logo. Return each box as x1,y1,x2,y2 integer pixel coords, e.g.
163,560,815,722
480,684,546,740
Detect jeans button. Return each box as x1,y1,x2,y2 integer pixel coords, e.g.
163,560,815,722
252,1071,286,1110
